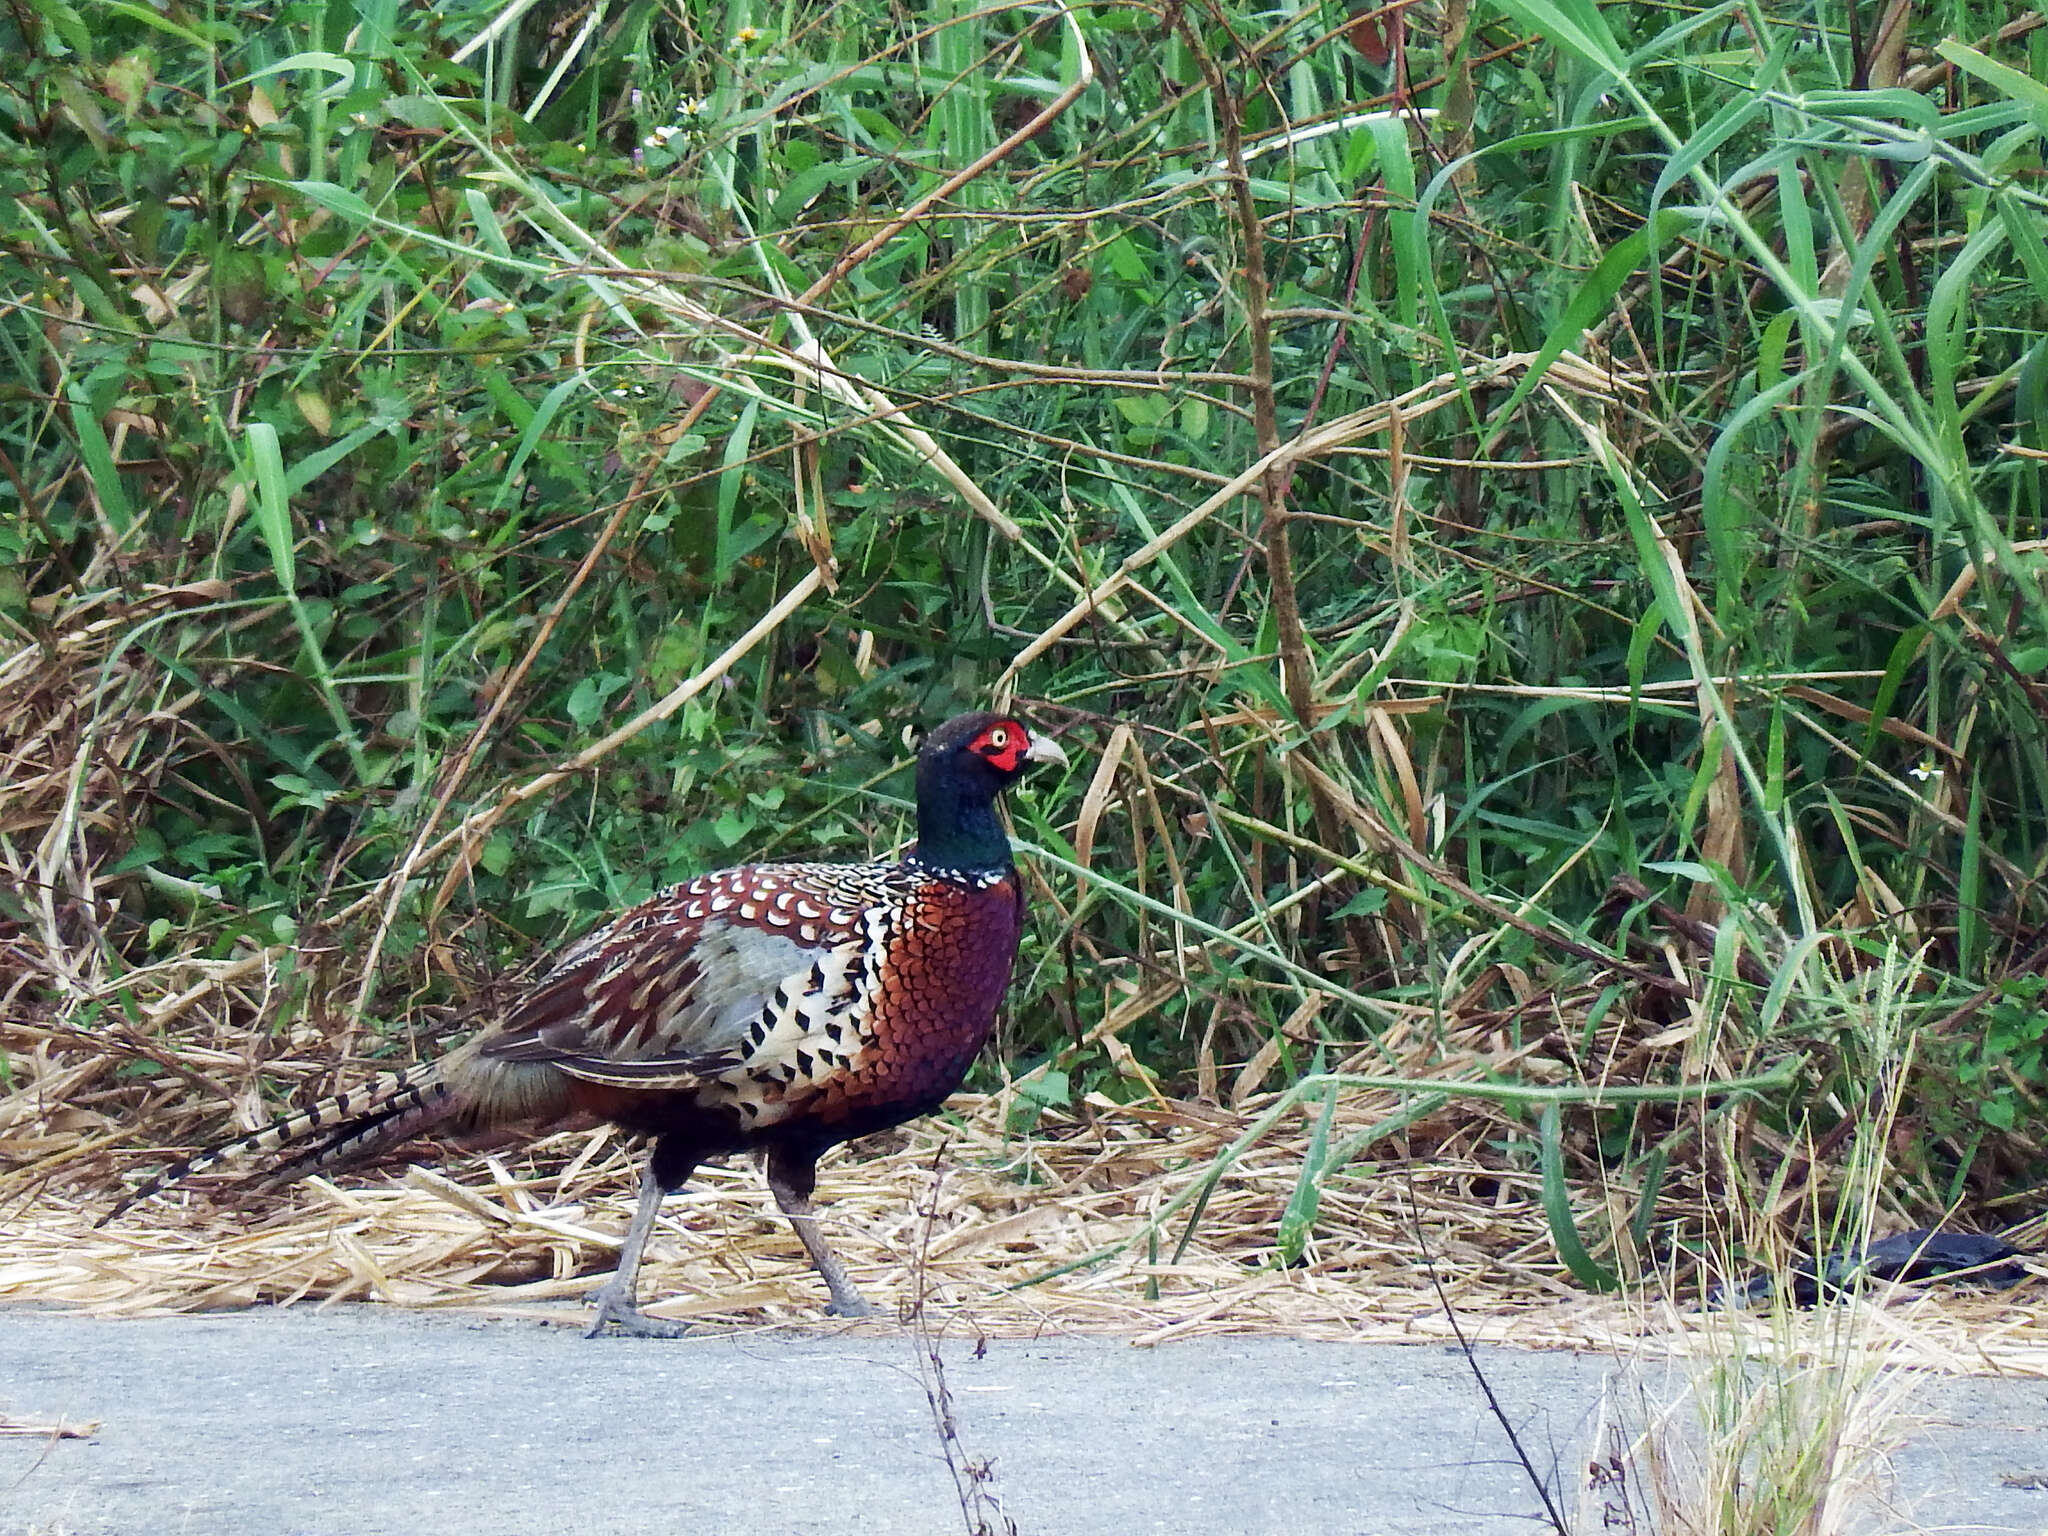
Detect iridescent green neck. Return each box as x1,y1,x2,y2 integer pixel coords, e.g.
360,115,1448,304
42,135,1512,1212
910,761,1013,873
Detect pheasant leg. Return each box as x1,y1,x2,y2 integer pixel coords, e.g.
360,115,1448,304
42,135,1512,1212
766,1145,874,1319
586,1160,690,1339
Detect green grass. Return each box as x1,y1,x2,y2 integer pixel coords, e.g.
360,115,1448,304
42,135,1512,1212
3,0,2045,1273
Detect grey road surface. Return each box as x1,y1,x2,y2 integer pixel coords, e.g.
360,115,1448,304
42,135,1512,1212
2,1308,2044,1535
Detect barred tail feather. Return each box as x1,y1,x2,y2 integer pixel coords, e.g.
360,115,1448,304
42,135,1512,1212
259,1081,456,1186
101,1064,454,1226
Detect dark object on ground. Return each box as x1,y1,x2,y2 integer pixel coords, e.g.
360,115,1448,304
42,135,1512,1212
106,713,1067,1335
1712,1228,2031,1308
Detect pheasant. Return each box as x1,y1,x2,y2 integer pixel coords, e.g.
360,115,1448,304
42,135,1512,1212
109,711,1068,1335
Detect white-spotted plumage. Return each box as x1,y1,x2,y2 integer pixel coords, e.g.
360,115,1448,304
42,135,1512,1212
477,859,920,1123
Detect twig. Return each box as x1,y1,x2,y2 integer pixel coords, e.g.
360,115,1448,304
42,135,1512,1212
907,1145,1016,1536
1407,1175,1571,1535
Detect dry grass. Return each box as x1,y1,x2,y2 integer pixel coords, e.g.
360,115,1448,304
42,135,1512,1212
5,1023,2044,1372
1577,1324,1928,1536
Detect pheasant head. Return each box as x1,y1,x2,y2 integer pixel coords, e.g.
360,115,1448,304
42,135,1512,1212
910,712,1068,875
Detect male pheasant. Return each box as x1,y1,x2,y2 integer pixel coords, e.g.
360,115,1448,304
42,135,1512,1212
110,712,1067,1335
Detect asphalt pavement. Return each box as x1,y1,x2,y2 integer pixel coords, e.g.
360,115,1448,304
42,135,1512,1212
3,1307,2044,1534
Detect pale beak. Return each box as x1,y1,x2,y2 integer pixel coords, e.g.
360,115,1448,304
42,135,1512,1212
1026,733,1070,770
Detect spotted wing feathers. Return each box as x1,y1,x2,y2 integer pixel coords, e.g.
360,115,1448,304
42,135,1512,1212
474,862,913,1095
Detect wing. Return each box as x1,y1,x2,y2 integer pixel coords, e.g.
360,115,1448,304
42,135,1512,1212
476,861,910,1090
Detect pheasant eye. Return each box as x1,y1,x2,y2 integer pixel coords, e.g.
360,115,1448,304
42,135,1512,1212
985,726,1010,752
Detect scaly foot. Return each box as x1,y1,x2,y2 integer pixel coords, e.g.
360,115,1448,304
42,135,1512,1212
585,1284,689,1339
823,1288,877,1320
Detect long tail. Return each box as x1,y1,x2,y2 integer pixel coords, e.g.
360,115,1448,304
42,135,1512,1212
101,1063,457,1226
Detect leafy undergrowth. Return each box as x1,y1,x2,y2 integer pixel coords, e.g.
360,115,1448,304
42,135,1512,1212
4,0,2047,1306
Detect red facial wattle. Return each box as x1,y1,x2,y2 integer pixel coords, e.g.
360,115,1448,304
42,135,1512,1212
972,721,1029,774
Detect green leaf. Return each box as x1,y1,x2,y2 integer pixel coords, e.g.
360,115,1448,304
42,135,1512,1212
289,179,377,221
1017,1067,1071,1108
1487,0,1625,78
285,415,403,495
485,374,581,522
1101,234,1147,282
1332,888,1388,921
566,676,606,727
1113,395,1173,428
35,0,94,54
1938,40,2048,126
1275,1079,1337,1268
1539,1104,1620,1292
712,399,760,581
1628,1144,1669,1255
1959,769,1985,981
1864,624,1927,761
246,422,295,591
67,386,132,532
225,51,356,101
1755,310,1795,391
107,827,167,877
